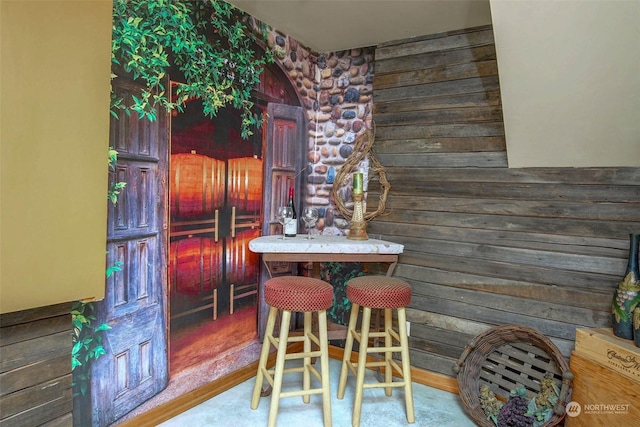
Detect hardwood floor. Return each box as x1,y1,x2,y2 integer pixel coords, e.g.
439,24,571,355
170,304,258,376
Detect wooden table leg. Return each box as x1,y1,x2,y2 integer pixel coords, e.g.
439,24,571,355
386,261,398,277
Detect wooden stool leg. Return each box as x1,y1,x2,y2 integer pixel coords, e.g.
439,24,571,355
318,309,332,427
352,306,371,427
268,309,291,427
384,308,393,396
338,303,360,400
373,308,382,382
303,311,312,403
397,307,415,423
251,306,277,409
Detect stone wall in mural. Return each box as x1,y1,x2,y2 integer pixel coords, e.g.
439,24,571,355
256,20,375,235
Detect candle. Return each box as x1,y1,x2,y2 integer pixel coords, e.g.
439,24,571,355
353,172,363,194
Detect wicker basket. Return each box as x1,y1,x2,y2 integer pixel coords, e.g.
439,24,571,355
452,325,574,427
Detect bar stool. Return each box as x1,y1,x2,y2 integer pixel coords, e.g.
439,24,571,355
337,276,415,427
251,276,334,427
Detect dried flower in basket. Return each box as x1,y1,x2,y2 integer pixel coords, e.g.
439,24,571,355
525,372,560,427
479,384,503,426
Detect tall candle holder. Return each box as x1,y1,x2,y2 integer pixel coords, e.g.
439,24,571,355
332,130,390,240
348,192,368,240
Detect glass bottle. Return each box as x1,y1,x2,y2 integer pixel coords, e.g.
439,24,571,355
284,187,297,237
612,233,640,339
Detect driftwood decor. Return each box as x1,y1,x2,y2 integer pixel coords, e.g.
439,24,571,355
332,128,391,222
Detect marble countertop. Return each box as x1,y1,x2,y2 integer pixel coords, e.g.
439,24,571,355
249,235,404,254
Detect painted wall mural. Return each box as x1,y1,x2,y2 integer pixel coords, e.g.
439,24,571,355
258,22,375,233
74,2,375,425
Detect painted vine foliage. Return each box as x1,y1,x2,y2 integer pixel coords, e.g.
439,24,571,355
322,262,364,326
71,301,111,397
111,0,273,138
71,149,124,397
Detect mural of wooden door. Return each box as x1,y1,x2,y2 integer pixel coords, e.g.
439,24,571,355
84,65,302,425
89,77,169,426
257,103,305,336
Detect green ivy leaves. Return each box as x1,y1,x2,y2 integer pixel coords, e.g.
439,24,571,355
72,148,124,397
71,301,111,396
107,147,126,205
111,0,273,138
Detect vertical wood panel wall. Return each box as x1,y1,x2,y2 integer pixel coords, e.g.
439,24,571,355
370,25,640,377
0,303,73,426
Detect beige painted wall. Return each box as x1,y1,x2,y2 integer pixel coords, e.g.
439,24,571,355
491,0,640,167
0,0,113,313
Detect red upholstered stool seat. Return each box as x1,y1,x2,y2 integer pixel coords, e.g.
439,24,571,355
346,276,412,309
265,276,333,312
252,275,334,427
338,276,415,427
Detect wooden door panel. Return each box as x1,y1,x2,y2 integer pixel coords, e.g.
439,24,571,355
106,237,159,317
270,170,297,230
258,103,305,336
272,118,299,169
264,107,305,232
90,77,168,426
109,161,158,238
96,304,166,422
110,94,157,158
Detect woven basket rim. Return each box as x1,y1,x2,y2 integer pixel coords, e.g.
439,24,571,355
453,324,573,427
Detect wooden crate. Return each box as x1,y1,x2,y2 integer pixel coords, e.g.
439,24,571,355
566,352,640,426
574,327,640,384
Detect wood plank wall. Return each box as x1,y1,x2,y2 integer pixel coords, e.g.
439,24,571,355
0,302,73,426
369,25,640,377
